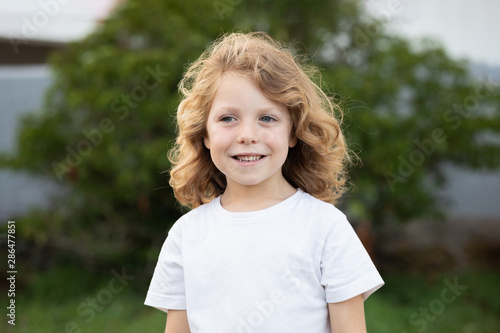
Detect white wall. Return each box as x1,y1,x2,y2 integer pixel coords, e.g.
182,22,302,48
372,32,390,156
0,65,62,221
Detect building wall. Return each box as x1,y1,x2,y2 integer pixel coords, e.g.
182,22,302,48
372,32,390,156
0,39,63,64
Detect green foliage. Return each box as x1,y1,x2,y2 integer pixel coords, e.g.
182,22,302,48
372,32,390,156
1,0,499,269
327,35,500,223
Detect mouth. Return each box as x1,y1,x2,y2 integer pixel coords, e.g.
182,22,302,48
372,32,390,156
232,155,265,162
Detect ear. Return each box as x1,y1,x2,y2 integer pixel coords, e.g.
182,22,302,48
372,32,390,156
289,133,297,148
203,136,210,149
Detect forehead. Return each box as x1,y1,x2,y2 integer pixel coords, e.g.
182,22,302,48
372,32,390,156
210,71,287,113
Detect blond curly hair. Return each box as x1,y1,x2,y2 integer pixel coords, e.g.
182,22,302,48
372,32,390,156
168,32,351,208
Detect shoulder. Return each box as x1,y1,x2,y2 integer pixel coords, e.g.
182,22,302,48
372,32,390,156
179,199,217,223
168,198,219,236
297,191,347,225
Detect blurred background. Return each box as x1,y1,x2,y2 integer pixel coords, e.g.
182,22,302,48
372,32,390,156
0,0,499,332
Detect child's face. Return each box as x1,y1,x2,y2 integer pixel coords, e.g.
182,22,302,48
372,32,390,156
204,72,297,191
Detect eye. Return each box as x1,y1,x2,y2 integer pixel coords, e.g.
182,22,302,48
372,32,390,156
260,115,276,122
220,115,236,122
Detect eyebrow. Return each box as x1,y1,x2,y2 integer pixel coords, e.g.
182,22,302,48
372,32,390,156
213,106,287,113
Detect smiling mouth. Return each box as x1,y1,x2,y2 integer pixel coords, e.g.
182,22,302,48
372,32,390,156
232,155,265,162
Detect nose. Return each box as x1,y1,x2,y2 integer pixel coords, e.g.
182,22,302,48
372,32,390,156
237,121,259,144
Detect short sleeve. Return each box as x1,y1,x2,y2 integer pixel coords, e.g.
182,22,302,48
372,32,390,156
320,217,384,303
144,222,186,312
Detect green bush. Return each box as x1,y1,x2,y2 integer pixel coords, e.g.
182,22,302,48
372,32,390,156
2,0,499,272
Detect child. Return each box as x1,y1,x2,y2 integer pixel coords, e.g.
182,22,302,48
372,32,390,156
145,32,384,333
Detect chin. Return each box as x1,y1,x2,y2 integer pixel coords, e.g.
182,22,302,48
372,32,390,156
237,181,263,187
229,178,265,187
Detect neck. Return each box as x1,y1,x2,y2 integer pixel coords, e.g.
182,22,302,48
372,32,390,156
220,178,297,212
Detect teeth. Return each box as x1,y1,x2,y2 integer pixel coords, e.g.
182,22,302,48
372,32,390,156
235,155,262,162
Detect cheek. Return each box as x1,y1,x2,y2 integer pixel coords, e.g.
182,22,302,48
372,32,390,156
267,128,291,146
208,129,232,149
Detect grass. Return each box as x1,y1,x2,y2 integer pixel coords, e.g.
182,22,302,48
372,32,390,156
2,263,167,333
365,270,500,333
2,265,499,332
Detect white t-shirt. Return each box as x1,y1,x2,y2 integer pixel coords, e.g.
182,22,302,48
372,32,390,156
145,188,384,332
